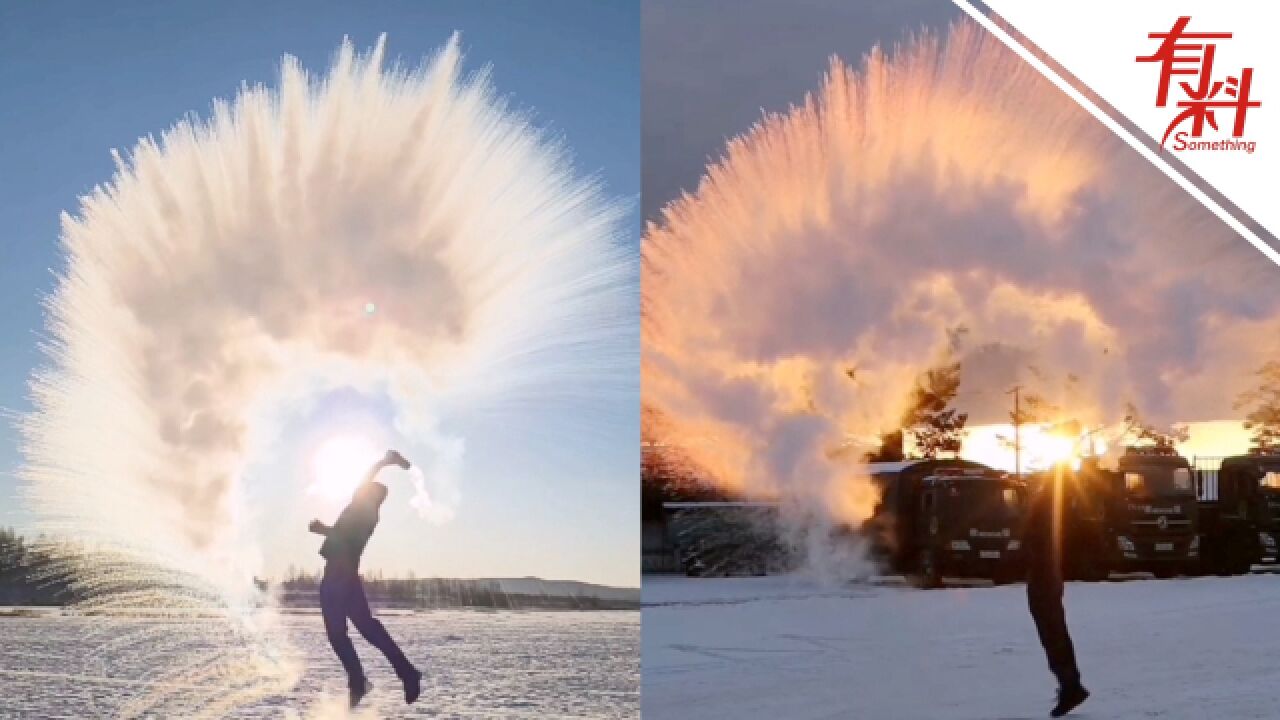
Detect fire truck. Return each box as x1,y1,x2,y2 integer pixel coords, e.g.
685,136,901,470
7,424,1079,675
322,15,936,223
865,459,1026,588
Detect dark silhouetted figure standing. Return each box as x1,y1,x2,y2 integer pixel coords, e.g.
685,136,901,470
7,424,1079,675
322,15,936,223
310,450,422,708
1023,472,1089,717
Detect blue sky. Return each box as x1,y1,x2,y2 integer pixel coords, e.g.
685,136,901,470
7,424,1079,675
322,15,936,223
0,0,638,586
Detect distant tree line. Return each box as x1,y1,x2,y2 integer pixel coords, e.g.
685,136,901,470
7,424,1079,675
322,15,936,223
0,528,80,605
0,528,636,610
278,569,636,610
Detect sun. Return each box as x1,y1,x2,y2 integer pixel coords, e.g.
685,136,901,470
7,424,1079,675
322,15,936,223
958,424,1099,473
309,433,381,501
1020,431,1078,469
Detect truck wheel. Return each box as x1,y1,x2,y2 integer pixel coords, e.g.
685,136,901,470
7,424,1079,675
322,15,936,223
991,570,1019,586
1153,567,1177,579
916,550,943,590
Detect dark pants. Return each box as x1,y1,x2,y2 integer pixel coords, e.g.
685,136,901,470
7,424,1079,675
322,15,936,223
1027,571,1080,689
320,563,415,689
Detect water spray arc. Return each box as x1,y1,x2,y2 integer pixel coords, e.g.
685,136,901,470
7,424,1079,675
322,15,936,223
20,35,633,716
642,21,1279,573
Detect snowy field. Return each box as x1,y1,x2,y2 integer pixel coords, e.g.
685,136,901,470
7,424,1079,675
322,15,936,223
643,573,1280,719
0,610,638,719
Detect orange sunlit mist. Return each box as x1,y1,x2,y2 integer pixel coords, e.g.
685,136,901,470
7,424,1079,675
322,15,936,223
642,18,1280,548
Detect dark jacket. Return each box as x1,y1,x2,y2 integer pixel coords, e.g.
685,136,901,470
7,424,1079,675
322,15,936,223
1022,479,1064,584
320,496,380,569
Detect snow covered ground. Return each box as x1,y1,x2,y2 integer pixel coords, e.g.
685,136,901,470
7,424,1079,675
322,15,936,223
643,573,1280,719
0,610,638,718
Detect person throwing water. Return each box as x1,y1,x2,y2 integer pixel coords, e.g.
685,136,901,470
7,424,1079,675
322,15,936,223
1024,469,1089,717
309,449,423,707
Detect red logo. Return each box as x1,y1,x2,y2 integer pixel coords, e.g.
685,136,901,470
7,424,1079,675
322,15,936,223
1137,17,1260,153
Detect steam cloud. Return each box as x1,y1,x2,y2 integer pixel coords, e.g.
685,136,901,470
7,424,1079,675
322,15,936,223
20,35,632,715
643,22,1280,537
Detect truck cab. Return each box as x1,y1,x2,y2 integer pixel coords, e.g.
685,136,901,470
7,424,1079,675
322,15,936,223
1208,453,1280,568
913,469,1026,587
867,459,1025,588
1102,447,1200,577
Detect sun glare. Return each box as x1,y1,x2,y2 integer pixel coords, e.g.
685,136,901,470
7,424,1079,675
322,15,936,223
956,420,1248,472
957,424,1093,473
309,433,381,501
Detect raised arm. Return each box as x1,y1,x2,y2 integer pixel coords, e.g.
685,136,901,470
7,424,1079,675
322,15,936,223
360,450,411,485
308,519,332,536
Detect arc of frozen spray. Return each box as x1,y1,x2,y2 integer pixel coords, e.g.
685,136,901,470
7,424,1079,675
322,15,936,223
22,29,633,716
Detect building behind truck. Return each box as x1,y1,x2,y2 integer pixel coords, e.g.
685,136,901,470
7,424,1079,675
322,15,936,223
865,459,1026,587
1194,452,1280,572
661,501,794,577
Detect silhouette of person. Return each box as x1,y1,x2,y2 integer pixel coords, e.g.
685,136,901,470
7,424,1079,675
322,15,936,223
1023,470,1089,717
309,449,422,707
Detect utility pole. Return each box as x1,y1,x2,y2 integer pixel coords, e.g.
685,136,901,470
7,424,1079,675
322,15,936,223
1007,385,1023,478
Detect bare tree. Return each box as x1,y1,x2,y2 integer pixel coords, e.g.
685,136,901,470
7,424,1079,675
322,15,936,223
1122,402,1189,450
1235,360,1280,452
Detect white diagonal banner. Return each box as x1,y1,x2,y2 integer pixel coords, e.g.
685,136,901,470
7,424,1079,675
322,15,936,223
955,0,1280,267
